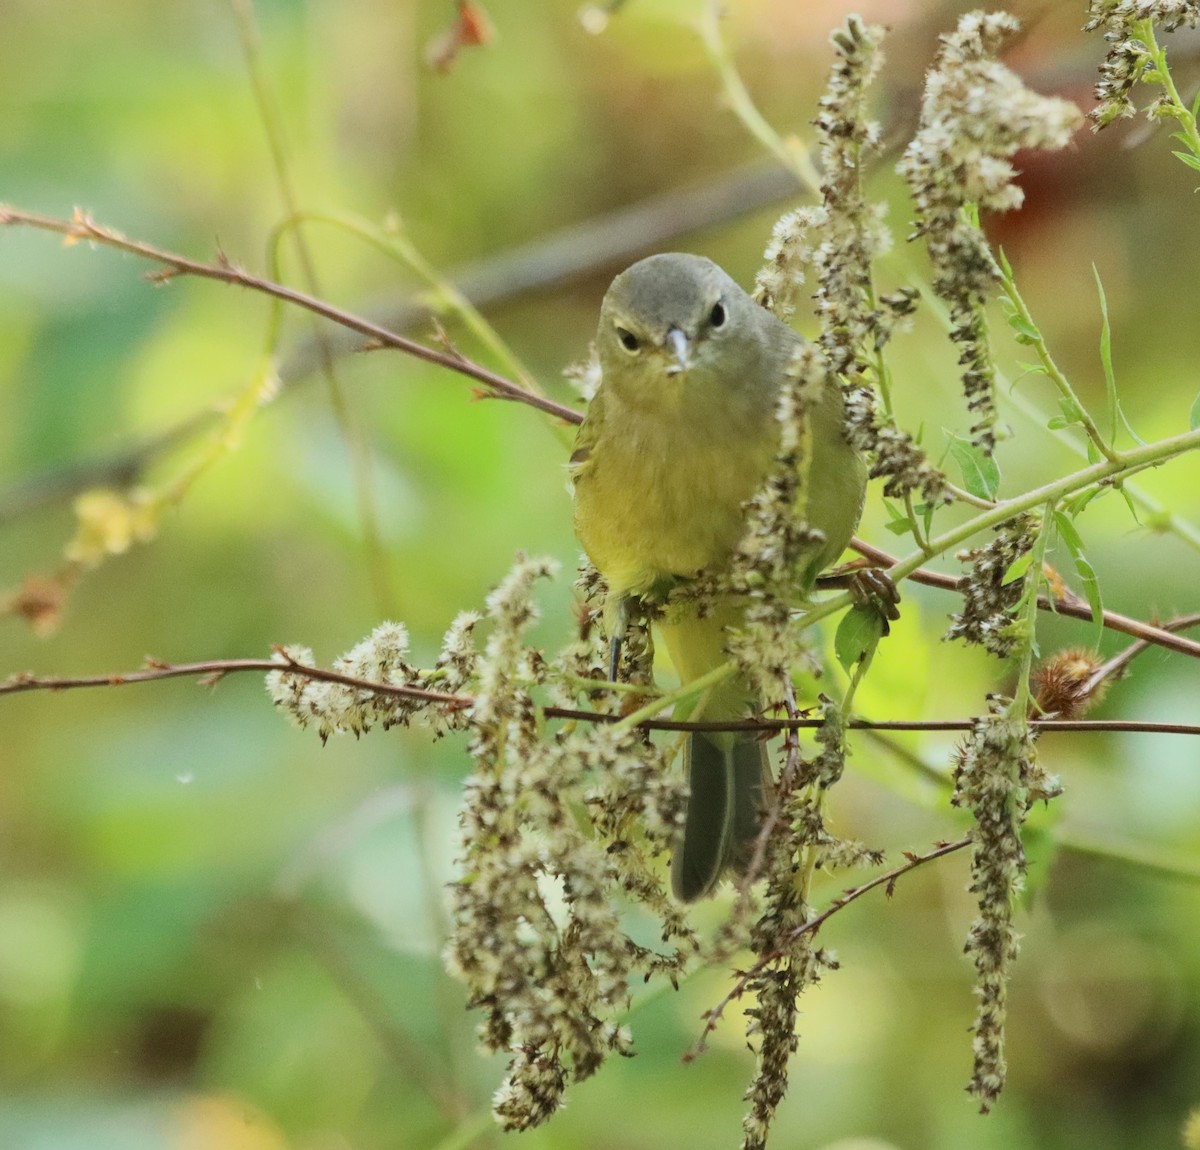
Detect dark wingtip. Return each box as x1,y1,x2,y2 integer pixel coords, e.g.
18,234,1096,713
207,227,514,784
670,732,735,902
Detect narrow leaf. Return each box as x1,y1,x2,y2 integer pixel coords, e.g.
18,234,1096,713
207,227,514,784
1190,391,1200,431
1058,395,1085,424
946,432,1000,501
1119,486,1142,526
1170,150,1200,172
1054,511,1104,647
1007,314,1040,344
1002,551,1034,587
882,499,914,537
1065,486,1107,517
1092,265,1119,446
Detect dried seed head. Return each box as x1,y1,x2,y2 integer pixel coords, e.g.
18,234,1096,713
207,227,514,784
899,12,1083,451
1030,648,1110,720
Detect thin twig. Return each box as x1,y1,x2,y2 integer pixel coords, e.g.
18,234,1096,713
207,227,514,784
0,205,582,425
4,655,1199,736
691,836,970,1055
230,0,395,615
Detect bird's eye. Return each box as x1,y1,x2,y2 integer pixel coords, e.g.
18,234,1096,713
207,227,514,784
709,301,727,328
616,327,641,353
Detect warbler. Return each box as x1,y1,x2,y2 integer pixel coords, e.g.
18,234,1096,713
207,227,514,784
571,253,867,901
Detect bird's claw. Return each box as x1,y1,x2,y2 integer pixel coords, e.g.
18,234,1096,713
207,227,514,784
847,567,902,636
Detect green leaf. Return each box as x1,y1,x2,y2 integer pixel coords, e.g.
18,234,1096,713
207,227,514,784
835,605,884,674
946,432,1000,501
1001,550,1034,586
1007,313,1040,345
1190,391,1200,430
1117,406,1146,445
1119,486,1142,526
882,499,913,536
1054,511,1104,647
1170,150,1200,172
1058,395,1085,424
1092,265,1119,446
1065,486,1107,517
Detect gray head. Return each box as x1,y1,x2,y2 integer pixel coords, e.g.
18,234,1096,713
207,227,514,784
596,253,788,414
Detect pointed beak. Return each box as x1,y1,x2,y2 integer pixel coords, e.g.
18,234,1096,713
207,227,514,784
664,326,691,375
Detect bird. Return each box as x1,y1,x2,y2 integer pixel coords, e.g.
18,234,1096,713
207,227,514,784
571,252,867,901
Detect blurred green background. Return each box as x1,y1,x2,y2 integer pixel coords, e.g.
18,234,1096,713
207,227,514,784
2,2,1199,1148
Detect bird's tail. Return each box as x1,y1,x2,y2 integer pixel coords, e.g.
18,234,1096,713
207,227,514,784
657,600,773,902
671,728,771,902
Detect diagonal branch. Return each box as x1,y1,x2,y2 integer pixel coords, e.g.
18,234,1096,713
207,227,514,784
848,537,1200,661
689,836,971,1057
0,205,583,425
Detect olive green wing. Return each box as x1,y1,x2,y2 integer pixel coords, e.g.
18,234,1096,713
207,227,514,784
567,384,606,484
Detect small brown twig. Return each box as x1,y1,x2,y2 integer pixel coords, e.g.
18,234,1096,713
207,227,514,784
0,648,468,709
691,836,971,1056
4,655,1199,737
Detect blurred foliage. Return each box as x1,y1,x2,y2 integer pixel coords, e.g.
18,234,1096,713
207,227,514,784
1,1,1198,1149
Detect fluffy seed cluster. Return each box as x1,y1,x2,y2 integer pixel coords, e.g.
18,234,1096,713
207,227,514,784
723,343,829,707
898,12,1083,453
548,558,617,706
809,15,891,379
844,381,950,506
563,345,602,402
753,208,817,320
441,556,697,1131
267,619,474,740
946,512,1041,657
1084,1,1200,128
738,711,854,1150
769,16,949,509
951,697,1061,1111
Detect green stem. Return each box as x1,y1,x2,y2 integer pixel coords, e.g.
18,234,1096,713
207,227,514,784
1139,18,1200,161
696,6,821,194
268,209,540,396
891,248,1200,554
661,425,1200,714
803,424,1200,632
611,660,737,736
998,255,1119,463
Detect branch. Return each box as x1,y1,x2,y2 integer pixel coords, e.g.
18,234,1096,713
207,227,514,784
0,205,582,426
689,836,971,1057
849,537,1200,662
5,655,1200,736
0,651,468,708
